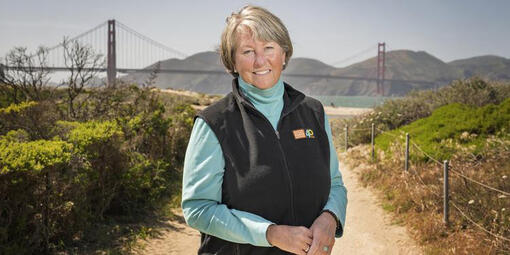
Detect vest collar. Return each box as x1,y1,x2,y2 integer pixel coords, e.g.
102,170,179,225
231,78,305,116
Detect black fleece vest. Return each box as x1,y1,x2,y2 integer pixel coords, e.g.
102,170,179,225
196,79,330,255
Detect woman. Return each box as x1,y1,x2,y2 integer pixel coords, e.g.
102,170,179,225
182,5,347,255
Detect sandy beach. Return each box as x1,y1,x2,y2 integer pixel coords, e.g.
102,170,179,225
324,106,373,117
157,88,373,117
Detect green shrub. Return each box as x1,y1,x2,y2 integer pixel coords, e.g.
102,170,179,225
125,103,171,159
0,135,76,253
111,102,194,215
0,84,30,108
0,101,38,115
1,129,30,143
333,78,510,148
66,120,124,154
375,98,510,162
0,138,73,174
167,104,195,166
0,83,196,253
0,100,62,140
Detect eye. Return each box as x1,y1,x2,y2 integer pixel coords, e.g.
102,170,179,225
265,46,274,50
242,50,254,55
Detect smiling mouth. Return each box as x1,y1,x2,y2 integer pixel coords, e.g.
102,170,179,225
253,70,271,75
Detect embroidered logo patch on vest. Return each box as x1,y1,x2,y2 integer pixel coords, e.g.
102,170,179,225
293,129,315,139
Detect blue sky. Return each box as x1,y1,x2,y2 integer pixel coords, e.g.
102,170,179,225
1,0,509,67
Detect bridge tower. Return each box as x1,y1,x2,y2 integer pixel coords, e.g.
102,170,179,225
107,19,116,87
376,42,386,96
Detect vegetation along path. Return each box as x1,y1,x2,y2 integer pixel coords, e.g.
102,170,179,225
136,157,422,255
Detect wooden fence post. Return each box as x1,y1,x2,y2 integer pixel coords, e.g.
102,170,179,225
405,133,409,172
371,123,375,161
443,160,450,226
345,126,349,151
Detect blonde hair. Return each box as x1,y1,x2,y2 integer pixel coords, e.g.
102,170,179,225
220,5,293,77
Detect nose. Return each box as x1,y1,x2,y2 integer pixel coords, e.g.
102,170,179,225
254,52,267,68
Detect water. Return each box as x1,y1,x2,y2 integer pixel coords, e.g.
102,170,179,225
311,95,396,108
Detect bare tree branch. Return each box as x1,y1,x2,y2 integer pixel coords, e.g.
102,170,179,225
60,37,105,119
142,61,160,88
1,47,51,103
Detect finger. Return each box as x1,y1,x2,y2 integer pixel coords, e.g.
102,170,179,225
307,237,320,255
303,243,310,253
326,242,334,254
327,239,335,255
305,235,313,246
306,244,314,255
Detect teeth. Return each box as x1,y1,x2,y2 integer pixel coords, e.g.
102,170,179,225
254,70,270,75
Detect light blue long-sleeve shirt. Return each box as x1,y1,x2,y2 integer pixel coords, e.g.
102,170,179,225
181,76,347,247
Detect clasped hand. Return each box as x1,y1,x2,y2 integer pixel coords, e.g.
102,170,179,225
266,212,337,255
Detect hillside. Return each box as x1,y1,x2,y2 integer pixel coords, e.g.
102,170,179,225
122,50,510,96
305,50,462,96
448,55,510,80
123,52,232,94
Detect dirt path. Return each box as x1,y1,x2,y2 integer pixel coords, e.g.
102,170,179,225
137,159,421,254
332,159,421,254
136,213,200,254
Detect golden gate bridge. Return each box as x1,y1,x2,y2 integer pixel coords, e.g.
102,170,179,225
0,19,441,96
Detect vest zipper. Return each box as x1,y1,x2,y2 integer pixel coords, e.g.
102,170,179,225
235,243,240,255
275,112,297,224
240,101,297,224
274,134,296,224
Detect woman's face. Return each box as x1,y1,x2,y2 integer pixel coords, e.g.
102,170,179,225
234,30,286,90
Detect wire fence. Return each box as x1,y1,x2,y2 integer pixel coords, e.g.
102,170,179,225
340,124,509,242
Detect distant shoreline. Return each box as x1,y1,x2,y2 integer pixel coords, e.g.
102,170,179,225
158,88,374,117
324,106,372,118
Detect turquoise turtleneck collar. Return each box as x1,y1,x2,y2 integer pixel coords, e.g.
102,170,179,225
238,76,284,130
238,76,284,105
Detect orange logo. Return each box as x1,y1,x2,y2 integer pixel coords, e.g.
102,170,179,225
293,129,306,139
293,129,315,139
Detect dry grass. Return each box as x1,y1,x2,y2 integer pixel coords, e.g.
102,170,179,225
341,141,509,254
